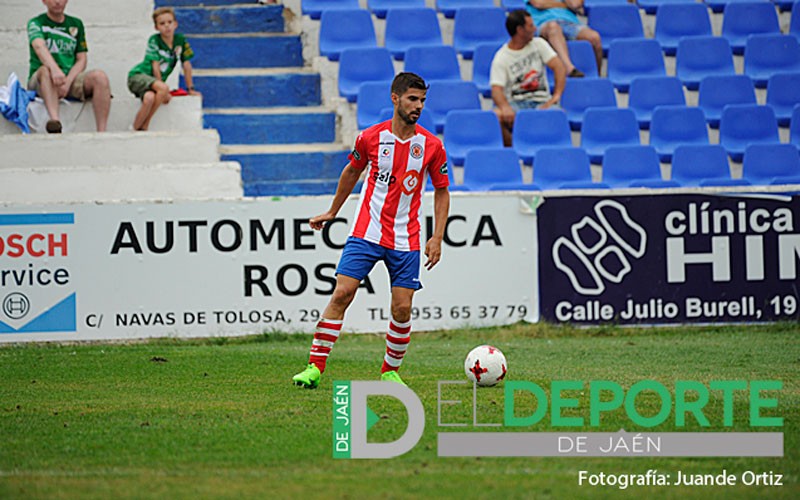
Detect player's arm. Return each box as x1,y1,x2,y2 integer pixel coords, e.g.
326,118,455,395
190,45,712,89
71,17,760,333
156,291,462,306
425,186,450,270
491,85,515,129
540,55,566,109
309,163,362,230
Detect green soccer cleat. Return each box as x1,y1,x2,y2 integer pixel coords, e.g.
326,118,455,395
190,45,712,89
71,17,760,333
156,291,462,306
380,370,407,386
292,363,321,389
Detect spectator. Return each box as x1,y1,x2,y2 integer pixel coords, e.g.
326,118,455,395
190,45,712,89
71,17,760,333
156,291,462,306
27,0,111,133
490,9,566,146
526,0,602,77
127,7,200,131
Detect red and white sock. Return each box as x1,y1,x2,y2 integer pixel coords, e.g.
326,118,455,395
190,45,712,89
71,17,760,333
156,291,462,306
308,318,343,373
381,317,412,373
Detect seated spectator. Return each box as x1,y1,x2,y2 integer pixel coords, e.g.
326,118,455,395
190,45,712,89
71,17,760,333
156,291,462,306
128,7,200,131
27,0,111,133
490,9,566,146
526,0,602,77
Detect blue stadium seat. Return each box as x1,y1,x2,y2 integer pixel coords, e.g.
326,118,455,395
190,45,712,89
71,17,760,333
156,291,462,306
319,9,376,61
443,110,504,166
501,0,528,11
338,48,396,102
472,43,503,97
792,104,800,150
560,78,618,130
628,76,686,129
303,0,360,20
766,73,800,127
638,0,696,15
368,0,425,19
462,148,536,191
602,145,679,187
356,81,393,130
378,107,437,134
385,8,442,60
425,81,482,133
744,34,800,88
697,74,756,128
703,0,763,14
719,104,781,161
775,0,796,12
581,108,641,164
671,145,750,186
534,147,609,189
721,2,780,55
587,5,645,54
607,39,666,92
649,105,709,162
512,109,573,165
437,0,496,18
404,45,462,83
654,3,713,56
453,7,508,59
676,36,735,91
546,40,600,89
792,2,800,40
742,143,800,184
584,0,630,13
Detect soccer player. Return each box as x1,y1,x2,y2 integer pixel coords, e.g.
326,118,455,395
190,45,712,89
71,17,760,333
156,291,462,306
292,72,451,389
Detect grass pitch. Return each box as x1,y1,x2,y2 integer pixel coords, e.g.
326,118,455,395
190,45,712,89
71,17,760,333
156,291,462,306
0,322,797,499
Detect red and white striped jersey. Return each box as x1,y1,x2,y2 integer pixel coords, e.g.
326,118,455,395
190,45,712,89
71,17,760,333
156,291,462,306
348,120,449,251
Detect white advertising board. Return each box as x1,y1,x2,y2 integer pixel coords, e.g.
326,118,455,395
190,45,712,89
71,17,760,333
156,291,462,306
0,194,538,342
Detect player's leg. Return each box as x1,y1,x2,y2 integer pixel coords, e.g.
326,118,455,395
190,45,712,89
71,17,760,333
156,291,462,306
379,249,422,385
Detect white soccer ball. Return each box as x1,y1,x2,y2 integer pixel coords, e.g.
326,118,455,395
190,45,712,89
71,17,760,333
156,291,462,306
464,345,507,387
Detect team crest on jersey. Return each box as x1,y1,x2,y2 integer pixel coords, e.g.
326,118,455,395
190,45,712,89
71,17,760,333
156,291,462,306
381,147,391,157
69,27,78,37
401,171,421,195
410,143,424,159
440,162,448,175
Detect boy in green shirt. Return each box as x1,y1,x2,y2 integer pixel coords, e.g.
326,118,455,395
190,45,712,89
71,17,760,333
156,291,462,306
127,7,200,131
27,0,111,133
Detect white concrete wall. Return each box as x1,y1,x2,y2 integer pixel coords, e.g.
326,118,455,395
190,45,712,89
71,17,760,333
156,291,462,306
0,162,242,204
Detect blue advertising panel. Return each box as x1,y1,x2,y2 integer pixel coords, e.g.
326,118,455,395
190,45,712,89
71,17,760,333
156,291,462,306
538,193,800,324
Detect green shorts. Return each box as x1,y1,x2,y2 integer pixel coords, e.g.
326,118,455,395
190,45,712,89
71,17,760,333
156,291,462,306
127,73,158,99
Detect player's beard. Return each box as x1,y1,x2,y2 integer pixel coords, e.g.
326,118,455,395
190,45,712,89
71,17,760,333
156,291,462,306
398,107,419,125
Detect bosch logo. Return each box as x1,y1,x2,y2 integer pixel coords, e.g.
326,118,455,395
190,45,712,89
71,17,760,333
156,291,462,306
3,293,30,319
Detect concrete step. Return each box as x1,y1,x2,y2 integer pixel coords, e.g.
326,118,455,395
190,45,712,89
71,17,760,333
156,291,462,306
203,107,335,144
190,68,321,108
220,143,350,196
175,4,284,34
0,162,242,204
0,130,221,169
188,33,303,69
156,0,258,6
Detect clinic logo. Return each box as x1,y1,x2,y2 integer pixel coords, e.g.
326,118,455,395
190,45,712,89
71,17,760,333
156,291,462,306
552,200,646,295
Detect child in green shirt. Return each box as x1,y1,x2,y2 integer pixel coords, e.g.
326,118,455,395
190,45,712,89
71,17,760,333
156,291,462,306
127,7,200,131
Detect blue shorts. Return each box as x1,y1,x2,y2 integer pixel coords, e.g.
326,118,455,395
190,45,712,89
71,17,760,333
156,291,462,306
545,19,585,40
337,237,422,290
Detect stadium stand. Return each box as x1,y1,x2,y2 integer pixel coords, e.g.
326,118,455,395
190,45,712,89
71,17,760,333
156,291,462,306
318,8,376,61
437,0,496,19
718,104,781,161
741,143,800,184
602,145,679,187
671,144,750,186
404,45,462,83
675,36,736,91
452,7,508,59
384,7,443,60
744,34,800,88
627,76,686,129
534,147,609,189
443,110,504,166
654,3,713,56
367,0,426,19
501,0,528,11
637,0,696,15
472,43,504,97
792,2,800,39
765,73,800,127
720,2,780,55
587,4,645,54
461,147,535,191
607,39,666,92
356,81,393,130
581,107,641,163
697,74,757,128
337,47,395,102
512,109,573,165
649,105,710,162
424,80,482,133
792,105,800,149
302,0,360,20
703,0,762,13
560,78,618,130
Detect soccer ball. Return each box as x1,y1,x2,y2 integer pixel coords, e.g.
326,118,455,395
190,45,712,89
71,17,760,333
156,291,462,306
464,345,507,387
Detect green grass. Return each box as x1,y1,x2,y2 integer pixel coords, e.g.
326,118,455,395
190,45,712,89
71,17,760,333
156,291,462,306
0,323,798,499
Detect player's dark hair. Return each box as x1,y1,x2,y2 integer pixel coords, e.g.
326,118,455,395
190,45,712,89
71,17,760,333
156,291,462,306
391,72,428,97
505,9,530,37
